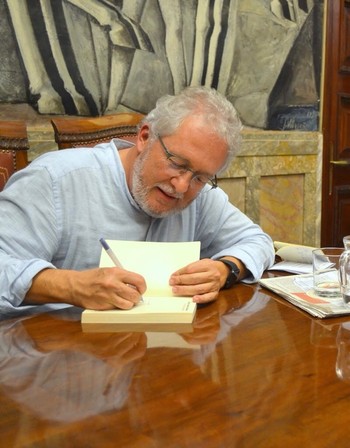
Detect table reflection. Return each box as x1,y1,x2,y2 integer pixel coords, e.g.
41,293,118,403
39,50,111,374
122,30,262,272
0,312,146,422
0,287,267,425
336,322,350,383
3,285,350,445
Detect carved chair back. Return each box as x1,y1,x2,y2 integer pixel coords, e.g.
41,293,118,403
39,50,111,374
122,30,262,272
51,113,144,149
0,121,29,191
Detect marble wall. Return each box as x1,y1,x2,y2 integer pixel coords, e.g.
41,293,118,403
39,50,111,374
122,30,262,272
218,130,321,247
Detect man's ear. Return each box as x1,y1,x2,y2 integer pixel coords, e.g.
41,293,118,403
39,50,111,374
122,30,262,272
137,124,150,153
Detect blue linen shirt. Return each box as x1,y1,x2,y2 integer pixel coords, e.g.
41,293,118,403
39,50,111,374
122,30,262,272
0,139,274,312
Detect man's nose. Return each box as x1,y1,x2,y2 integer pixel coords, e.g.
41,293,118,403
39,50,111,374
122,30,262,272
170,171,193,193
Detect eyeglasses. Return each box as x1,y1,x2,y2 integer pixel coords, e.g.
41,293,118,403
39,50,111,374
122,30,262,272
157,135,217,189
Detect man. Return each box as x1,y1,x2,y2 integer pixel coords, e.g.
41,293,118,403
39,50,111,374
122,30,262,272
0,86,274,313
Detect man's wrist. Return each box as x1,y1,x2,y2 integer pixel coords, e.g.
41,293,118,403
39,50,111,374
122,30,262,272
25,268,77,306
215,257,241,289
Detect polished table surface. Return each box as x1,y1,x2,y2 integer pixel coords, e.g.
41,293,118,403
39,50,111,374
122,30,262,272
1,276,350,447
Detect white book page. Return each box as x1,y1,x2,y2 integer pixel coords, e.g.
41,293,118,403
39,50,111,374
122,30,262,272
99,240,200,297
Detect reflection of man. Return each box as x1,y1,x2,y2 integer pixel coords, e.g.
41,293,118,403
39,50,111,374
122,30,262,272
0,313,146,422
0,87,274,314
0,308,241,446
0,289,309,445
0,290,262,425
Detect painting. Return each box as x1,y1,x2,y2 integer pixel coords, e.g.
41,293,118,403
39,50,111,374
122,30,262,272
0,0,323,130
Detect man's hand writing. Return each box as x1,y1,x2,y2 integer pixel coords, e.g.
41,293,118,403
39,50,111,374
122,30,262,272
25,267,147,310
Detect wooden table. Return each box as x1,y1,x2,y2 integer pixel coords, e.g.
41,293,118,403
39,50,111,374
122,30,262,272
1,279,350,447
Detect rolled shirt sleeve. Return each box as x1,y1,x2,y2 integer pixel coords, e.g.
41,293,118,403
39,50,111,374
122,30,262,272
0,167,59,310
194,186,275,282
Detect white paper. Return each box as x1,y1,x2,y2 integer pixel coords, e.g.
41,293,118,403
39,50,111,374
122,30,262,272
100,240,201,297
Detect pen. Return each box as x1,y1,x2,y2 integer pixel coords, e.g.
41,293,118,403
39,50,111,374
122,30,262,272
99,237,123,268
99,237,144,303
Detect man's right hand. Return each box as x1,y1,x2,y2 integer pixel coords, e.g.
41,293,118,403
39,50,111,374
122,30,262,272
25,267,147,310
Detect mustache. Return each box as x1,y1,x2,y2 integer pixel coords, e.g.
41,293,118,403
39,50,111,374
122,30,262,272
157,183,184,199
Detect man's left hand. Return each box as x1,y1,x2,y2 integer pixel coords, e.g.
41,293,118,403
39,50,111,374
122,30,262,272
169,258,232,303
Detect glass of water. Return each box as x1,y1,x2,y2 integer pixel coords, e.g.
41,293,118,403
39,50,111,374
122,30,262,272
312,247,343,297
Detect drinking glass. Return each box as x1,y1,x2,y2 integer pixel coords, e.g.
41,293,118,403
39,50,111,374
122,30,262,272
312,247,343,297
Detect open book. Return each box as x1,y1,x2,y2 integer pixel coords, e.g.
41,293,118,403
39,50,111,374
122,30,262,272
259,274,350,318
268,241,316,274
81,241,200,325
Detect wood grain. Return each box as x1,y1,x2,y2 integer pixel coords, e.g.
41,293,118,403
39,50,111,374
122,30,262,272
1,281,350,447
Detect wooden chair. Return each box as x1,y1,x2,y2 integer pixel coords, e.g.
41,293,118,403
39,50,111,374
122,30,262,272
0,121,29,191
51,113,144,149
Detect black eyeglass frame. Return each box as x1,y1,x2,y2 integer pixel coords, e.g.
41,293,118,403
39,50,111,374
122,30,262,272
157,135,218,189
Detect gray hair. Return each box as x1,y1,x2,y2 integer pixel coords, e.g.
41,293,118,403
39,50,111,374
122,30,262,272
140,86,242,171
